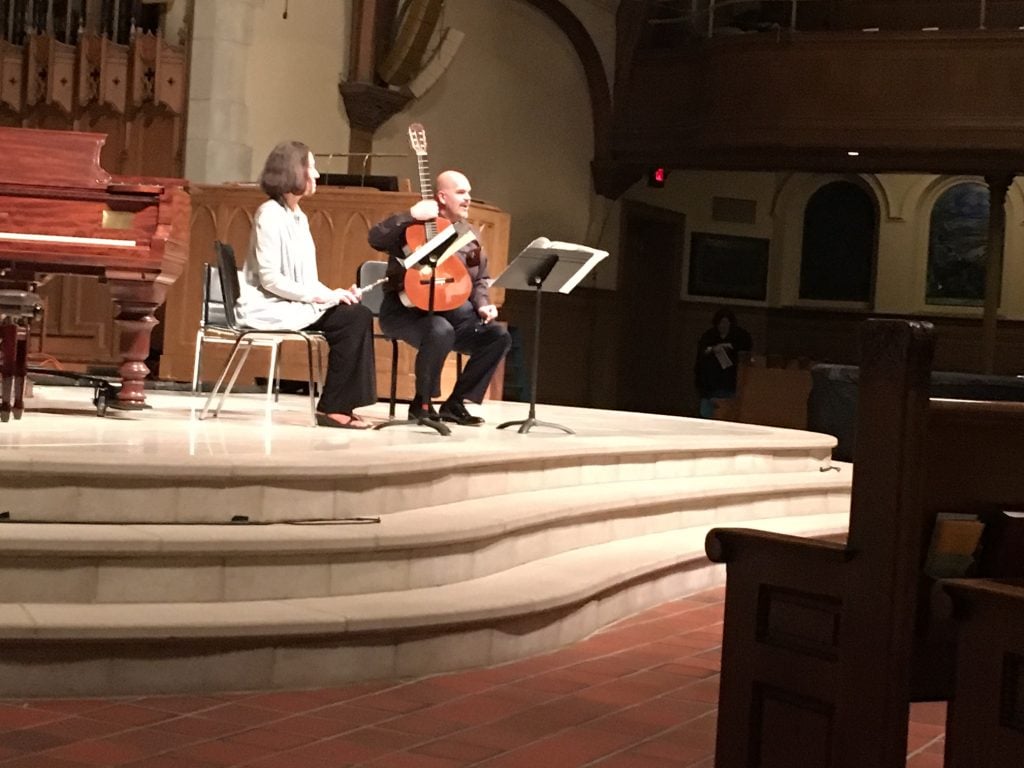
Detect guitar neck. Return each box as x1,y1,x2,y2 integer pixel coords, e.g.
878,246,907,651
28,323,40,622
416,154,437,240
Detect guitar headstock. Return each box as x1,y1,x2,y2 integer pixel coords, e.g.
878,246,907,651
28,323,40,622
407,123,428,157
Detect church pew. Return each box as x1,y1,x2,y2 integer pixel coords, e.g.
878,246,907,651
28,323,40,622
942,577,1024,768
704,318,1024,768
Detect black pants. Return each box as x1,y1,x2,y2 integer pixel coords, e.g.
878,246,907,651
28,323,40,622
305,303,376,414
379,293,511,403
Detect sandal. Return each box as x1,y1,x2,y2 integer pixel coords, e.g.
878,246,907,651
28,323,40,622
316,412,372,430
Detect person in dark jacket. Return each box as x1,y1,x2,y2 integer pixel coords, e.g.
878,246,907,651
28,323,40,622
368,170,511,425
694,307,752,418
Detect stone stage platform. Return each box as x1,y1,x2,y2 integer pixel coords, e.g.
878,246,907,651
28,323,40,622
0,387,851,697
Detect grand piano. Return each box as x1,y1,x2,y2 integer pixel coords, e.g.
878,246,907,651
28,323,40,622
0,126,189,410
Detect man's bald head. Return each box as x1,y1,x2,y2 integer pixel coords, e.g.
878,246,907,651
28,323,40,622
436,170,472,221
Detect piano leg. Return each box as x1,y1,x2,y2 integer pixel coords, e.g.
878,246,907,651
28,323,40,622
0,322,13,422
109,280,165,410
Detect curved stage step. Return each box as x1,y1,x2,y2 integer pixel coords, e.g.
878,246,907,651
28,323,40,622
1,391,835,524
0,389,851,696
0,510,848,697
0,471,849,603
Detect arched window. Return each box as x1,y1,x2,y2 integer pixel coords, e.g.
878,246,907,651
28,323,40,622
799,181,876,302
927,183,989,305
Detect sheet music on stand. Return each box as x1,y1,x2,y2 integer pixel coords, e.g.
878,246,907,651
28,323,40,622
493,237,608,295
493,237,608,434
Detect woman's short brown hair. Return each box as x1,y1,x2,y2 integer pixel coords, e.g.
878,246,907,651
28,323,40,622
259,141,311,200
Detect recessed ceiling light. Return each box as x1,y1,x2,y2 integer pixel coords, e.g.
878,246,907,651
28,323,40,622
847,151,860,157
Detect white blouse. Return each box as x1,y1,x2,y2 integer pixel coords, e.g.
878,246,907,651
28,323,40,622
234,199,331,331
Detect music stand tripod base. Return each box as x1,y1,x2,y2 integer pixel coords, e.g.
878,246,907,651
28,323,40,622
374,415,451,436
497,415,573,435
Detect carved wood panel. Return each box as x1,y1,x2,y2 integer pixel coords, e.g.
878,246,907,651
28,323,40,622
0,40,22,112
78,33,129,115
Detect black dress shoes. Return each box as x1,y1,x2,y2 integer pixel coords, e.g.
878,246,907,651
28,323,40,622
408,397,441,422
438,399,485,426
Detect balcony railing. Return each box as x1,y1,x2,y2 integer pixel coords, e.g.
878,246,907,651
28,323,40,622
647,0,1024,40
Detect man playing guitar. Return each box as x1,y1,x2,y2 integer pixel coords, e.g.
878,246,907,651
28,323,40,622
368,169,510,426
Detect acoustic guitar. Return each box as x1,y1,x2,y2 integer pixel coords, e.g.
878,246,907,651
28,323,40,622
400,123,473,312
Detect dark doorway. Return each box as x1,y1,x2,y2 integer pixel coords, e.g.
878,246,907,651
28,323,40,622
800,181,877,303
617,201,686,415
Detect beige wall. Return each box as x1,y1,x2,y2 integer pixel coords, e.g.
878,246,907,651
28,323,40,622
164,0,189,43
245,1,351,177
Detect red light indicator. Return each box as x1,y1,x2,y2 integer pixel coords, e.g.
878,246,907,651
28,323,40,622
648,167,668,187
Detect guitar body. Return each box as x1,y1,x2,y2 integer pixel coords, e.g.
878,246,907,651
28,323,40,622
401,217,474,311
401,258,473,312
400,124,475,312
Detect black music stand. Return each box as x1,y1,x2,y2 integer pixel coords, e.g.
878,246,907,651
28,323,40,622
494,238,607,435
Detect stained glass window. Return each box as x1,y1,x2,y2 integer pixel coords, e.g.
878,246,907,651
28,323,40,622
927,183,989,306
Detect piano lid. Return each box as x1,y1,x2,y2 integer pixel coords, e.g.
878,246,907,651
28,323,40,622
0,126,113,189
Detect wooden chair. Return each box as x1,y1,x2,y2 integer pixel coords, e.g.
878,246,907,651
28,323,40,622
706,318,1024,768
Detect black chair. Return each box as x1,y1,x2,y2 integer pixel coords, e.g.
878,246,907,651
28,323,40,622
199,241,326,426
357,259,401,418
190,262,284,395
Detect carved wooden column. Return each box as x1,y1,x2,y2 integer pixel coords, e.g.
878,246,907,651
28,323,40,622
981,173,1012,373
340,0,408,172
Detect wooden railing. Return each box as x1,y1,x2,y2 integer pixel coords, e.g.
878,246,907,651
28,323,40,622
646,0,1020,39
613,27,1024,174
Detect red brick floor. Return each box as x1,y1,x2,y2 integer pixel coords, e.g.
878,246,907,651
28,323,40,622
0,588,945,767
